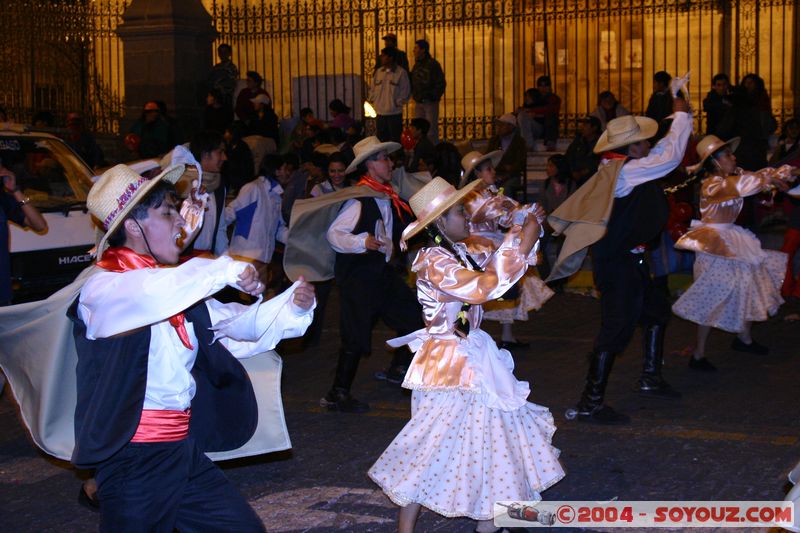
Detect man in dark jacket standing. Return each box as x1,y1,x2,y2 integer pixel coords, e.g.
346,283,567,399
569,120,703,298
410,40,446,145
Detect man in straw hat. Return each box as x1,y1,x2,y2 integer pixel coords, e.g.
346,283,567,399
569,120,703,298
319,136,423,413
66,163,314,529
548,92,692,424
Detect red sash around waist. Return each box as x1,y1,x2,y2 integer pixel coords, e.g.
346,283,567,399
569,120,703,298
130,408,191,443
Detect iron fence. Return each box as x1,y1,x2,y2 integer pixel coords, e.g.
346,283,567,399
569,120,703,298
0,0,797,139
0,0,127,134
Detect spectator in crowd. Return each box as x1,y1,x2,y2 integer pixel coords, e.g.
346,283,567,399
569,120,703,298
309,151,350,197
646,71,674,124
130,101,173,158
221,124,254,194
529,75,561,150
223,153,287,287
591,91,630,131
0,162,47,306
32,111,55,128
64,112,104,170
246,93,280,144
323,127,355,163
328,99,357,132
410,39,446,144
432,142,463,186
235,70,270,123
380,33,409,72
300,124,324,162
536,154,576,288
369,47,410,143
406,117,435,173
281,152,326,225
203,89,233,135
770,118,800,164
517,87,544,150
487,113,527,192
154,100,183,147
564,115,602,187
702,73,732,135
290,108,323,154
717,73,776,171
345,121,364,147
190,130,229,255
207,43,239,108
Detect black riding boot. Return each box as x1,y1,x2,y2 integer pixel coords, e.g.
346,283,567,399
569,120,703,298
575,350,629,424
375,346,413,384
637,324,681,399
321,350,370,413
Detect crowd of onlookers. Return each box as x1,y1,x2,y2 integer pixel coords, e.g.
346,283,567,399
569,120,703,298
5,37,798,301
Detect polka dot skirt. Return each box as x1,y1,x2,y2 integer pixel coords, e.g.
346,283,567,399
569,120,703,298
368,389,565,520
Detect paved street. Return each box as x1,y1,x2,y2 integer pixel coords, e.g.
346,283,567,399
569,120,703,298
1,287,799,532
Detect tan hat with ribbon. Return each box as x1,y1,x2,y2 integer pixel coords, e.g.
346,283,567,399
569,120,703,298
401,176,481,244
694,134,740,167
88,163,186,258
345,136,401,174
459,150,503,187
593,115,658,154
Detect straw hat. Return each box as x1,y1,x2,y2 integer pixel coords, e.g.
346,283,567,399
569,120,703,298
459,150,503,187
593,115,658,154
344,135,401,174
401,176,482,243
694,134,740,167
88,163,186,257
250,94,271,106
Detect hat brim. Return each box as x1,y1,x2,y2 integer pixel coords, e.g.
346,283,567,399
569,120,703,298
696,136,741,168
459,150,503,187
95,164,187,258
401,178,482,243
593,117,659,154
344,141,401,174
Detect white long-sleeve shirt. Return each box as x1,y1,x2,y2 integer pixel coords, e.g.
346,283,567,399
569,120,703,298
78,255,313,411
223,176,287,263
369,66,410,116
612,111,693,198
326,197,394,262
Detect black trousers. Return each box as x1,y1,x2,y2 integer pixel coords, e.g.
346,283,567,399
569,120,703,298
592,251,671,354
95,437,264,533
338,265,422,355
376,114,403,143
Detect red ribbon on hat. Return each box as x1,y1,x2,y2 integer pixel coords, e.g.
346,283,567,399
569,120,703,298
96,247,193,350
356,175,414,219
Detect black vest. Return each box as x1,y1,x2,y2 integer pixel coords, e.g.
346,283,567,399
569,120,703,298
67,298,258,468
333,197,408,283
591,179,669,259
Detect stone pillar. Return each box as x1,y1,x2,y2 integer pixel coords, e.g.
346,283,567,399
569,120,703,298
116,0,217,141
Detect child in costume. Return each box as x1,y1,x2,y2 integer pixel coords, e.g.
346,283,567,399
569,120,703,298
459,150,553,350
368,177,564,532
673,135,797,370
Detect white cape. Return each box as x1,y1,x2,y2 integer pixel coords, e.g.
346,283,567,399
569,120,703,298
0,266,290,462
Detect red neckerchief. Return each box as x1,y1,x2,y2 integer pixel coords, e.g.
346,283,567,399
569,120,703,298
356,175,414,219
97,246,193,350
602,151,628,160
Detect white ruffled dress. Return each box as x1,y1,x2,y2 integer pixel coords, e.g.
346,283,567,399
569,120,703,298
367,231,564,520
673,167,790,332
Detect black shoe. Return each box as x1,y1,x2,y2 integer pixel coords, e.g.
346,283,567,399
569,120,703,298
374,366,406,384
688,356,717,372
637,376,682,399
320,390,370,413
731,337,769,355
77,485,100,512
498,340,530,350
574,405,630,425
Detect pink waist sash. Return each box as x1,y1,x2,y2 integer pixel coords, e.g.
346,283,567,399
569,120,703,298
130,408,191,443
